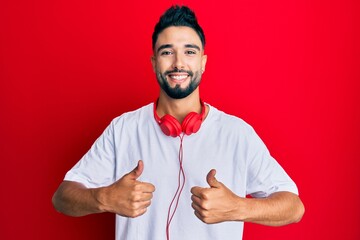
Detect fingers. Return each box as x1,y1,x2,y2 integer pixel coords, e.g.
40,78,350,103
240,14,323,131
190,169,221,198
126,160,155,201
190,186,203,197
191,192,214,224
190,169,224,223
123,183,155,218
119,160,155,195
137,182,156,194
126,160,144,180
206,169,221,188
130,190,154,202
126,199,153,218
191,194,205,210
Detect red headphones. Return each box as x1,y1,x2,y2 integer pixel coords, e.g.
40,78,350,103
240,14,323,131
154,99,206,137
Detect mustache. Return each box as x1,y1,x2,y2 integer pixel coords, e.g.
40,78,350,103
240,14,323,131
164,69,194,77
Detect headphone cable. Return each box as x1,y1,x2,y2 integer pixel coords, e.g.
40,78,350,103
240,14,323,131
166,133,186,240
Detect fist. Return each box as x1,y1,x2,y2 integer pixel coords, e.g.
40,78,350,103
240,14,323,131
100,160,155,217
190,169,240,224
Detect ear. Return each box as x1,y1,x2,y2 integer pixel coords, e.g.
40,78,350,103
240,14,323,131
151,55,156,73
201,54,207,73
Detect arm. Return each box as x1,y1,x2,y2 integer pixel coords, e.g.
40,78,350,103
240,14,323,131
52,160,155,218
191,169,304,226
52,180,103,217
240,191,304,226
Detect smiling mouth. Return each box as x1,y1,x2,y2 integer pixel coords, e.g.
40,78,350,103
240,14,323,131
168,74,189,81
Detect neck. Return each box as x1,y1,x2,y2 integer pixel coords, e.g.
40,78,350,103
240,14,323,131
156,91,202,123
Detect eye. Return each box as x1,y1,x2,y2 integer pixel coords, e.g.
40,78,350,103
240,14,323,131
160,50,173,56
185,50,197,55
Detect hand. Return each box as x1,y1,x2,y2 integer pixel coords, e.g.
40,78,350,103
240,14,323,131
190,169,242,224
98,160,155,218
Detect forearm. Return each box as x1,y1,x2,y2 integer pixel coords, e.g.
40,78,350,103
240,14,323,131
52,181,104,217
238,191,305,226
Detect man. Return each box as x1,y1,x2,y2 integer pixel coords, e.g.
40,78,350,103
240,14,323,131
52,5,304,239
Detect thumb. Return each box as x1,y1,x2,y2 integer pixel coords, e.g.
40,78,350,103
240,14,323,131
125,160,144,180
206,169,221,188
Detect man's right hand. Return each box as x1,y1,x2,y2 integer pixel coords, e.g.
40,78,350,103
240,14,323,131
96,160,155,218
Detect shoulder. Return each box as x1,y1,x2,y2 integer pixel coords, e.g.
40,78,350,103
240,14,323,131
206,104,255,135
111,103,153,126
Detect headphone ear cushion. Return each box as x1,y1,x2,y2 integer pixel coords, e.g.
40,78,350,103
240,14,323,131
182,112,202,135
160,115,182,137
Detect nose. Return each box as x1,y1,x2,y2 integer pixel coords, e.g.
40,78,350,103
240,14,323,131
172,53,185,70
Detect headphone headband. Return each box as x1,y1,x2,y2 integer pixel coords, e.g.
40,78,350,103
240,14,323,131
154,99,206,137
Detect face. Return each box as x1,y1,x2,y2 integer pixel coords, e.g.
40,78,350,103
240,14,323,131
151,26,207,99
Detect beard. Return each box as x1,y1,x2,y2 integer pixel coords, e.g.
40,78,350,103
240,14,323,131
156,69,202,99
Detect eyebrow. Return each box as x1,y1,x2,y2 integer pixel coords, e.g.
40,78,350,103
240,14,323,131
185,44,201,51
156,44,173,53
156,43,201,53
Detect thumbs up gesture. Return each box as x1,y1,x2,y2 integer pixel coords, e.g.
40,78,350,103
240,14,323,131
99,160,155,218
190,169,242,224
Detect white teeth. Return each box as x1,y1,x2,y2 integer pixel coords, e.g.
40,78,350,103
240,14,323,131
170,75,188,80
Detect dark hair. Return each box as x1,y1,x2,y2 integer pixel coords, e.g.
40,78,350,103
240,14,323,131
152,5,206,50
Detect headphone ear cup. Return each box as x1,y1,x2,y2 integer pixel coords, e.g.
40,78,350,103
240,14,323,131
182,112,202,135
160,115,182,137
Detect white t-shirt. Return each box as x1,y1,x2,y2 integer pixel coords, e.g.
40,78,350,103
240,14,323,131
65,103,298,240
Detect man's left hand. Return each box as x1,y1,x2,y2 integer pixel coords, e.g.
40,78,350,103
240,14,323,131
190,169,243,224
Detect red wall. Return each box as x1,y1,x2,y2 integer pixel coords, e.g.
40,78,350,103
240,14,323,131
1,0,359,239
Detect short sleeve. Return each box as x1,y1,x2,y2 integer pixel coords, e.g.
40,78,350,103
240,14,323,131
64,120,117,188
245,128,298,198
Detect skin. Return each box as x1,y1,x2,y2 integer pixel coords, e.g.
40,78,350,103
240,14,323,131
52,160,155,217
151,26,208,123
52,26,305,226
190,169,304,225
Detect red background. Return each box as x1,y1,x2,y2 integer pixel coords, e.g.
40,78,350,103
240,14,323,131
1,0,359,239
